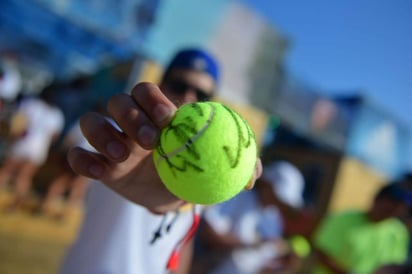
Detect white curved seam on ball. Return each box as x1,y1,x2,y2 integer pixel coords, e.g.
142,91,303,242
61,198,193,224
157,105,215,166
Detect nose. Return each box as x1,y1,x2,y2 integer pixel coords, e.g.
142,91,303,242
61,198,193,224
181,90,198,103
168,90,198,107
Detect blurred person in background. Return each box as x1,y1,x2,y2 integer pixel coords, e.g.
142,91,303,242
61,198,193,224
259,160,319,240
312,181,411,274
0,57,21,112
371,172,412,274
396,172,412,263
34,109,98,220
0,57,25,161
191,160,307,274
0,87,64,211
59,47,261,274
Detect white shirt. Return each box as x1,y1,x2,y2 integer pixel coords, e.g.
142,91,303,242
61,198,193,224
10,97,64,164
59,181,197,274
202,190,284,274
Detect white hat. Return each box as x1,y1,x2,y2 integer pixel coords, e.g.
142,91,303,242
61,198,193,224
261,161,305,208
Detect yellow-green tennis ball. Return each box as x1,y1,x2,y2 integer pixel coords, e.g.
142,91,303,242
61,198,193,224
289,235,311,257
153,102,258,204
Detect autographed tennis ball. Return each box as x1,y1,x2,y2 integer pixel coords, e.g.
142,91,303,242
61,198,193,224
153,102,258,204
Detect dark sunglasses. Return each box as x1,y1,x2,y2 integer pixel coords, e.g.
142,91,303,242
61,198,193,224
166,79,213,102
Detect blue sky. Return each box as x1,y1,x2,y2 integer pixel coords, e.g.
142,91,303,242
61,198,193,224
242,0,412,130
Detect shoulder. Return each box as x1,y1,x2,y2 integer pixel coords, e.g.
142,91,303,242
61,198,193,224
323,209,363,223
381,218,409,234
316,210,365,236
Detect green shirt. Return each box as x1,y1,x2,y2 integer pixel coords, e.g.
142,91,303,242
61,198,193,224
314,210,409,274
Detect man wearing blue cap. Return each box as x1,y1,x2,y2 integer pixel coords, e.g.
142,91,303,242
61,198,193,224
313,182,410,274
59,48,261,274
159,48,219,104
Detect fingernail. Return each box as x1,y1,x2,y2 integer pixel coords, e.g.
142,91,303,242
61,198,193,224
107,141,126,159
89,164,104,178
153,104,174,123
138,125,158,147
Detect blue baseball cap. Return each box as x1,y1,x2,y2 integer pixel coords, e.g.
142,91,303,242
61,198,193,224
164,48,220,83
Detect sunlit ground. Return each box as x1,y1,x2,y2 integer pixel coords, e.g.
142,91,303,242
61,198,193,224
0,190,83,274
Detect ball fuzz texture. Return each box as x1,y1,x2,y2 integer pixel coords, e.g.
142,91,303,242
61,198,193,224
153,102,257,204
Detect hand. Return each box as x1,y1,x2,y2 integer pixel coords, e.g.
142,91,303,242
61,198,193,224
67,82,262,214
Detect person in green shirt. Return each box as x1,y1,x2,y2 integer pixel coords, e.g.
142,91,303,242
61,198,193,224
313,181,411,274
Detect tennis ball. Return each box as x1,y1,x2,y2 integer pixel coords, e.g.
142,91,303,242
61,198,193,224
289,235,311,257
153,102,258,204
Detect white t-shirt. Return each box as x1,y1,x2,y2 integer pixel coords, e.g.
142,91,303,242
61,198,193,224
202,190,284,274
59,181,198,274
9,97,64,164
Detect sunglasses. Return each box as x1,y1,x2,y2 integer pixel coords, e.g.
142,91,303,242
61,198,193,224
166,79,213,102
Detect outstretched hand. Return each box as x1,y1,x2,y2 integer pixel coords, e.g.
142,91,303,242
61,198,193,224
67,82,262,214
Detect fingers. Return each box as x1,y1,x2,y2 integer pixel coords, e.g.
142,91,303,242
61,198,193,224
80,112,129,162
108,82,177,149
70,82,178,177
68,82,178,180
67,147,108,179
130,82,177,128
